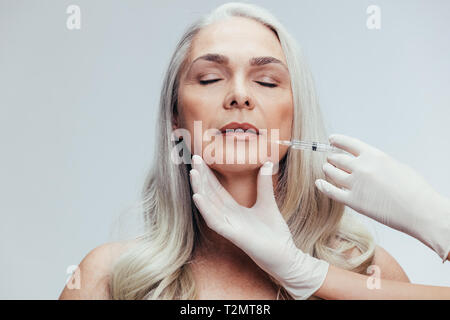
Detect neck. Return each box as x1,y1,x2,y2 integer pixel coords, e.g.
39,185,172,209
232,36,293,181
193,167,278,266
216,168,260,208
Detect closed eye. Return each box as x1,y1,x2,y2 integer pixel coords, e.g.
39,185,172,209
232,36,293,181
199,79,221,85
199,79,277,88
255,81,277,88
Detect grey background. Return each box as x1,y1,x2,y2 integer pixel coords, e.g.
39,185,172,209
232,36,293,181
0,0,449,299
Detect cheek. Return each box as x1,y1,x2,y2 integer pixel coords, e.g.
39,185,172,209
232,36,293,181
179,89,210,121
266,93,294,138
177,87,220,154
264,93,293,161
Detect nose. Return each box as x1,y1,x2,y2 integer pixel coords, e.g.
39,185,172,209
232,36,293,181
224,77,254,110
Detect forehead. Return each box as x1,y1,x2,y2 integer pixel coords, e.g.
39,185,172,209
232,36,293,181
188,16,287,65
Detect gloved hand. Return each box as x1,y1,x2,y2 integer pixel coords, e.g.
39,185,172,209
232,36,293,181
189,154,329,300
315,134,450,262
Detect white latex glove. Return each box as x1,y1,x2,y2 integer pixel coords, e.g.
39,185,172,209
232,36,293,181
315,134,450,262
189,154,329,300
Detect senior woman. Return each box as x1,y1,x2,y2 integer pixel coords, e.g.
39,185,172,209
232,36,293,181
59,2,410,300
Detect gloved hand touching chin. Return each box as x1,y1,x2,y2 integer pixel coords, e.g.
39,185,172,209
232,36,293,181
316,134,450,262
189,154,329,300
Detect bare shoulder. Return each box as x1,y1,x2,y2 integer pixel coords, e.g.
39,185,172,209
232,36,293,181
370,245,410,282
58,240,136,300
331,238,410,282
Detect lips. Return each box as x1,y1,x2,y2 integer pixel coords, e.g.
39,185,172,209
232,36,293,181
219,122,260,135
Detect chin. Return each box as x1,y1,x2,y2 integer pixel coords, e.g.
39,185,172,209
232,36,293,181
208,161,262,174
204,144,270,165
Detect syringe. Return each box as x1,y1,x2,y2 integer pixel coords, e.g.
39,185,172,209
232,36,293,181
275,139,349,154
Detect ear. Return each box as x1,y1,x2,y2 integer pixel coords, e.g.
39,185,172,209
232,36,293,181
172,109,179,131
172,110,183,141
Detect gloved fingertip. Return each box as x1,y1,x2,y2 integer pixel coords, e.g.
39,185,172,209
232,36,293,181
263,161,273,168
192,154,202,165
314,179,322,190
315,179,329,193
328,134,336,143
260,161,274,175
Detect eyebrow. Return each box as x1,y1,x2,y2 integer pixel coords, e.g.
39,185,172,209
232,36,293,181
189,53,288,72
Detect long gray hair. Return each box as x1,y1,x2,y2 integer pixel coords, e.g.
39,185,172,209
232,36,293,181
110,2,375,300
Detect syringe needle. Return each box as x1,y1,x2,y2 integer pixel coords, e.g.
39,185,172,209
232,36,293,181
274,140,293,146
274,139,348,154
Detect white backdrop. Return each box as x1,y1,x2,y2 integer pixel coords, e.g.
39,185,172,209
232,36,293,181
0,0,448,299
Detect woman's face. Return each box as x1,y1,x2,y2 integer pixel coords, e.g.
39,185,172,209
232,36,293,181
176,16,293,173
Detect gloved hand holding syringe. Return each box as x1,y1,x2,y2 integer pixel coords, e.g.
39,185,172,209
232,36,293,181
280,134,449,263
